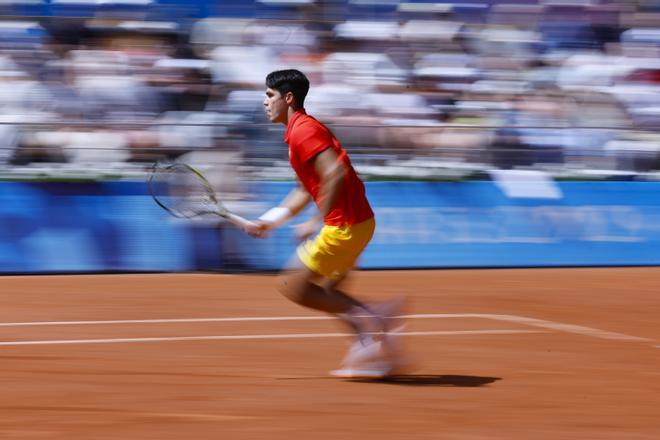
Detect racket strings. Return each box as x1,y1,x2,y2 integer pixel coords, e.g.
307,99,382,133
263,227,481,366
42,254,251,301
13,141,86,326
150,163,221,218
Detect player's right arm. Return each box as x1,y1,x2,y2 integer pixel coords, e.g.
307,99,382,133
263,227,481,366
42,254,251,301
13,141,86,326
247,182,311,238
279,182,312,217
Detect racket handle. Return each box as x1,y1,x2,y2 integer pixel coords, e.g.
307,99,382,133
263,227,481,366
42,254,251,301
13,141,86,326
224,212,257,230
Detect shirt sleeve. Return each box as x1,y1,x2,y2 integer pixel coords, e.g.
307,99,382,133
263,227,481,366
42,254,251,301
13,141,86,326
293,122,332,163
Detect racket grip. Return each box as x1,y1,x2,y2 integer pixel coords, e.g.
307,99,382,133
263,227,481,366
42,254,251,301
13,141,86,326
225,212,257,230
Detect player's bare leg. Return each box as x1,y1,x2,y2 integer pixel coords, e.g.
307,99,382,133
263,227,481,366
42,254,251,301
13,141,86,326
278,267,409,378
323,273,413,377
277,267,373,333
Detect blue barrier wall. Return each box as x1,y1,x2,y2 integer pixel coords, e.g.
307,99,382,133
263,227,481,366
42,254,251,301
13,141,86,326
0,181,192,273
0,180,659,273
0,0,493,21
236,180,660,270
364,181,660,268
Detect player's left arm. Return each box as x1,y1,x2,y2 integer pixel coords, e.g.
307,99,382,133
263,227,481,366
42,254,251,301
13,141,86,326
313,147,346,221
292,147,345,241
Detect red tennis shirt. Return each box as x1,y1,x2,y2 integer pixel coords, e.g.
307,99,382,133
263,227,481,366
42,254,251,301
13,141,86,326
284,108,374,226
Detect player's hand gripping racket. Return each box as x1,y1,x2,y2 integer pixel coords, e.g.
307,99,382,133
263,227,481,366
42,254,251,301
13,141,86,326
148,162,255,231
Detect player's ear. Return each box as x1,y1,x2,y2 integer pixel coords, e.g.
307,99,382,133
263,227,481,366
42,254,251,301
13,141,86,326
284,91,296,106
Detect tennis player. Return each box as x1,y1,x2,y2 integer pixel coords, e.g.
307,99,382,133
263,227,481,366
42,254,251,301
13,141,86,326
246,69,406,378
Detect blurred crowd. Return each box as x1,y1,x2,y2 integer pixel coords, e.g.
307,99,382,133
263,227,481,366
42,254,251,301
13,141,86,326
1,0,660,174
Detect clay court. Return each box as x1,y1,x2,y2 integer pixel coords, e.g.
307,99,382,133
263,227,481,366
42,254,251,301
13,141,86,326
0,267,658,439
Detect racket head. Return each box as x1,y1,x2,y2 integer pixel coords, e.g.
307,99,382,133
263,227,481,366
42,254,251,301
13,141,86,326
148,162,228,219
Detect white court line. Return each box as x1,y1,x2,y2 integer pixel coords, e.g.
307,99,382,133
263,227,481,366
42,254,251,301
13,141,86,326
0,329,545,347
421,314,654,342
0,313,652,343
0,316,337,327
488,315,655,342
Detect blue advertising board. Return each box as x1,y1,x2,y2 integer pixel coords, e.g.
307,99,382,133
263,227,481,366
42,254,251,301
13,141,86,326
364,181,660,268
0,180,658,273
236,180,660,270
0,181,192,273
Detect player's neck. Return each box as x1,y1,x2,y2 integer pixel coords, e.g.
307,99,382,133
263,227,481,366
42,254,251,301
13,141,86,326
282,106,304,125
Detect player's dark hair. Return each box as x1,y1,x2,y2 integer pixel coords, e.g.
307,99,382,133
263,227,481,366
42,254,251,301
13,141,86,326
266,69,310,109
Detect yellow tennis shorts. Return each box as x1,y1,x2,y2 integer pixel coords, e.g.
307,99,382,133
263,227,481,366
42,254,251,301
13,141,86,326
297,217,375,281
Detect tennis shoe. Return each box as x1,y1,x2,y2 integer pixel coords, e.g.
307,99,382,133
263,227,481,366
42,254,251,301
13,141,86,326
332,297,414,379
366,297,416,375
331,337,393,379
331,331,413,379
340,336,382,367
330,361,396,379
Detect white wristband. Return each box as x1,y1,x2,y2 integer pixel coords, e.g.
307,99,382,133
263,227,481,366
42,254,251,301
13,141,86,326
258,206,292,228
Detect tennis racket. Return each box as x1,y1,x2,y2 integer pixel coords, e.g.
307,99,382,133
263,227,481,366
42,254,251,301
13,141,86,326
148,161,255,230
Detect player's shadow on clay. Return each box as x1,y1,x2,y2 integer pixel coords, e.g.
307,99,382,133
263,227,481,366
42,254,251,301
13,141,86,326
351,375,501,387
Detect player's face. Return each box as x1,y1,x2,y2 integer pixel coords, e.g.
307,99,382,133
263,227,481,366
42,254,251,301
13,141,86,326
264,88,289,124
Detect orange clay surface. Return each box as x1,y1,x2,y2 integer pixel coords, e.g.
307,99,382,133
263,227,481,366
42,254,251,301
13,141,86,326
0,268,658,440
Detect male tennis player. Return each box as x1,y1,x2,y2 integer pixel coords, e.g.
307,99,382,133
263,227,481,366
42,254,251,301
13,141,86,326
246,69,407,378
